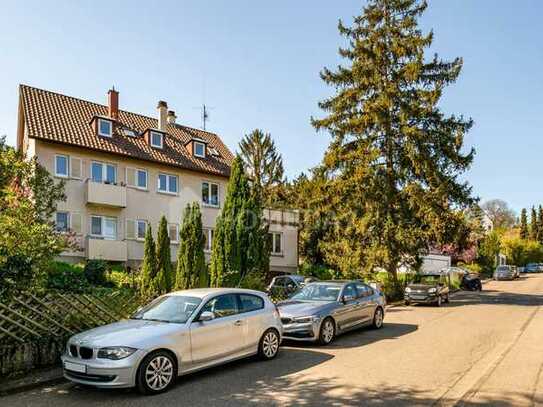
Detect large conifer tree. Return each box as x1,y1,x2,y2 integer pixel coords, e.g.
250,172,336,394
176,203,208,289
140,225,158,297
530,206,538,240
519,208,528,240
210,156,269,287
155,215,173,293
312,0,474,288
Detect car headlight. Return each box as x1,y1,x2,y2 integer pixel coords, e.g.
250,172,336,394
293,315,320,323
428,287,437,293
97,346,137,360
405,287,411,293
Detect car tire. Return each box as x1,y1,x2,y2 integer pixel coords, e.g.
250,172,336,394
318,317,336,346
136,350,176,395
371,307,384,329
436,295,442,307
404,300,411,306
444,294,450,304
258,329,280,360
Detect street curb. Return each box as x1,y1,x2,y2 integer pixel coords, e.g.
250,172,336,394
0,368,65,397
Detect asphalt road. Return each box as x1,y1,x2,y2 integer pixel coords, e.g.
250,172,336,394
4,274,543,406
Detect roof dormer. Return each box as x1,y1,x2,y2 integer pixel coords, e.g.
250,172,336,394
90,115,114,138
185,137,208,158
143,128,166,149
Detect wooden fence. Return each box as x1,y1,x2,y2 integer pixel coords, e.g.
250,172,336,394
0,289,142,376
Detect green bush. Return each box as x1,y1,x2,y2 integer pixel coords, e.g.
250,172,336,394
238,272,266,291
46,261,89,292
84,260,108,286
298,263,339,280
106,270,138,289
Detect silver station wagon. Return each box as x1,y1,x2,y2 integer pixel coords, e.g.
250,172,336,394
61,288,282,395
277,280,386,345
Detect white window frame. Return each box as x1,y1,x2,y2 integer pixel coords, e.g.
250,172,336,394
270,232,283,255
194,141,206,158
150,131,164,149
203,228,214,252
55,211,70,232
136,219,147,241
157,172,178,195
91,161,117,184
55,154,69,178
169,223,179,244
136,169,148,189
202,181,220,207
90,215,117,240
98,118,113,137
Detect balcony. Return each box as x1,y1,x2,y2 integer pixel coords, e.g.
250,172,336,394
86,238,127,262
85,180,126,208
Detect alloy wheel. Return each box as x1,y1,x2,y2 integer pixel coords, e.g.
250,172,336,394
322,319,335,344
145,355,174,391
374,308,384,328
262,331,279,358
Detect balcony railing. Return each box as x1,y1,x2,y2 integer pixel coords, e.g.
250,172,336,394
86,237,127,262
85,180,127,208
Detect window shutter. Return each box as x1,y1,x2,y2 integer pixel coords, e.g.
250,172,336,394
126,219,136,240
70,157,82,179
71,213,83,234
125,168,136,187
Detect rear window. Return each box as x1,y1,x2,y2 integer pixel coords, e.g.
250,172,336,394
239,294,264,313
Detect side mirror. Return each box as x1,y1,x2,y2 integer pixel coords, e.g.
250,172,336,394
199,311,215,322
342,295,354,303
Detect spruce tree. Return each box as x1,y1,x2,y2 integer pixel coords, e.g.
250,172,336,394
519,208,528,240
210,156,269,287
538,206,543,244
155,215,173,293
311,0,474,290
140,224,158,297
239,129,284,202
530,206,538,240
176,203,208,289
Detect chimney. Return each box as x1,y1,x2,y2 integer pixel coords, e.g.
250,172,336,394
157,100,168,131
108,88,119,120
167,110,177,125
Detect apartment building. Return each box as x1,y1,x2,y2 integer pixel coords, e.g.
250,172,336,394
16,85,299,275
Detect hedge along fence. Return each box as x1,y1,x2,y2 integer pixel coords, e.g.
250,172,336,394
0,289,142,377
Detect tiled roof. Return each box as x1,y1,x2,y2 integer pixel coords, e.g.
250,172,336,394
19,85,233,177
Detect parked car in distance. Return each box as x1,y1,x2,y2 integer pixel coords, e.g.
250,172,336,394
277,280,386,345
457,268,482,291
404,273,450,306
525,263,541,273
267,274,310,297
62,288,282,395
511,265,520,279
494,265,516,280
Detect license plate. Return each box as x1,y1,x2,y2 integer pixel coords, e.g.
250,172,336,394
64,361,87,373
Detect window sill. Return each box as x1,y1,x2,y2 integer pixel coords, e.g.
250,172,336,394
128,186,149,192
202,203,220,209
55,174,69,179
157,190,179,196
271,252,284,257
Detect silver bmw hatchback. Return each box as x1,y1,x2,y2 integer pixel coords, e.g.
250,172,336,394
61,288,282,395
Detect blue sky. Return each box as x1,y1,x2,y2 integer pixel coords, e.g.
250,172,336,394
1,1,542,213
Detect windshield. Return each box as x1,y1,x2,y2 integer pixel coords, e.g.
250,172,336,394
413,275,442,285
497,266,510,272
291,284,341,302
131,295,202,323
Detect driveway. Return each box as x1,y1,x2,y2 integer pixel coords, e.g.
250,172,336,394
4,274,543,406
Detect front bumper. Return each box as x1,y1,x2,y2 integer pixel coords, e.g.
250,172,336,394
494,274,513,280
61,350,146,388
281,319,321,342
404,293,438,304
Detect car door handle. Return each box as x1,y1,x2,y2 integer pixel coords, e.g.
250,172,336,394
233,320,244,326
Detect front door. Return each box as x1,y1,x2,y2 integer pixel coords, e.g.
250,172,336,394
356,283,376,323
189,294,244,367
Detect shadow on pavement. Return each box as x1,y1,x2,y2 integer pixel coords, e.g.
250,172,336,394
448,289,543,307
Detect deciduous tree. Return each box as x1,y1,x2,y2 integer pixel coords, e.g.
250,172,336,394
481,199,516,230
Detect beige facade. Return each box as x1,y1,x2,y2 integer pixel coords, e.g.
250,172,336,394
27,138,299,274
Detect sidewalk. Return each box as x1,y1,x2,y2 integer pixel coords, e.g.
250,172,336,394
0,367,64,397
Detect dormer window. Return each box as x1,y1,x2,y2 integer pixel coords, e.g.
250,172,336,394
194,141,206,158
98,118,112,137
150,131,164,149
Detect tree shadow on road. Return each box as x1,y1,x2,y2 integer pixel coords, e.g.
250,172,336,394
448,289,543,307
